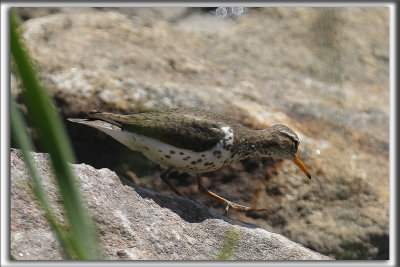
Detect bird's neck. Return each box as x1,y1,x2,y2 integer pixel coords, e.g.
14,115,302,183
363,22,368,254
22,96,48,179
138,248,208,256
234,128,278,160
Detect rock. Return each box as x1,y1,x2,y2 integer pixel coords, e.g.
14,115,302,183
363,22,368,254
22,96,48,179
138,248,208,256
16,7,190,23
10,149,331,260
11,7,389,259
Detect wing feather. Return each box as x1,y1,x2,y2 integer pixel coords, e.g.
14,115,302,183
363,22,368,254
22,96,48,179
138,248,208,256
88,108,228,152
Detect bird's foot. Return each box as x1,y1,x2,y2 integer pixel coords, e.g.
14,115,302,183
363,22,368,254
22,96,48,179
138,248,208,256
224,201,266,215
196,174,265,215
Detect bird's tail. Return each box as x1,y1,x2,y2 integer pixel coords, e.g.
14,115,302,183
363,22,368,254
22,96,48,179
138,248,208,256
67,118,122,131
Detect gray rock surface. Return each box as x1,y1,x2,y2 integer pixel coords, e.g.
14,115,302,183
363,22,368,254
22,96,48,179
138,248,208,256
10,149,332,260
11,7,389,259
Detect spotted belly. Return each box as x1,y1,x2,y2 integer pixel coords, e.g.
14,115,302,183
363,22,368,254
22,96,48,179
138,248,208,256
93,124,236,174
138,134,234,174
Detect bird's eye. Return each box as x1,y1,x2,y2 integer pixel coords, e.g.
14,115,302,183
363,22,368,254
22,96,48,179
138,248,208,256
293,140,299,151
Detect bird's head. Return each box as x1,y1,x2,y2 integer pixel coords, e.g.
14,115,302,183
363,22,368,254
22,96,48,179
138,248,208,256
261,124,311,179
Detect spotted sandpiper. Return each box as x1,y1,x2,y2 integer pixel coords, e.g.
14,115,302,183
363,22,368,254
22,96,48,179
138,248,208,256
68,107,311,213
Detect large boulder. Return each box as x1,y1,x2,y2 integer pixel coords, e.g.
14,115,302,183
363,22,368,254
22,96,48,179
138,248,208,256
10,149,332,260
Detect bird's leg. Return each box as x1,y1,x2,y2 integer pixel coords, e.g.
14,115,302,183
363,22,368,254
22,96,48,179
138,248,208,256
196,174,266,214
160,168,184,196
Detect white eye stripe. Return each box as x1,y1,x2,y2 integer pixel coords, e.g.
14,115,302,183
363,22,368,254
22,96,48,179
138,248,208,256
281,129,299,142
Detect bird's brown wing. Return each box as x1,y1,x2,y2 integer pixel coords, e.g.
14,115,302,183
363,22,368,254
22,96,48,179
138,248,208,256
88,108,228,152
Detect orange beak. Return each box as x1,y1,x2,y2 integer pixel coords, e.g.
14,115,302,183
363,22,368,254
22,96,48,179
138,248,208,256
293,154,311,179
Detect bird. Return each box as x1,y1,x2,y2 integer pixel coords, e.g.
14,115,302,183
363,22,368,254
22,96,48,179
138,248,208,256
68,107,311,213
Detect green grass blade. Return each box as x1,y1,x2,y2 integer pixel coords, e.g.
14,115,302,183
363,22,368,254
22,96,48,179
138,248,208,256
10,9,102,260
11,98,76,259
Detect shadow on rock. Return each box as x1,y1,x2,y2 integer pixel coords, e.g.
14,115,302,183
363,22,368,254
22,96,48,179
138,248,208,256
119,176,258,229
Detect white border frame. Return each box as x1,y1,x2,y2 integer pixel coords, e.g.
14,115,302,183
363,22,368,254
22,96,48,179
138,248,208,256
1,2,396,267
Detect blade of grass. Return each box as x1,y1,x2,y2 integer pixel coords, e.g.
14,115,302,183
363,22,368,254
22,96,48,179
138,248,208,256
11,98,75,259
10,9,101,259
